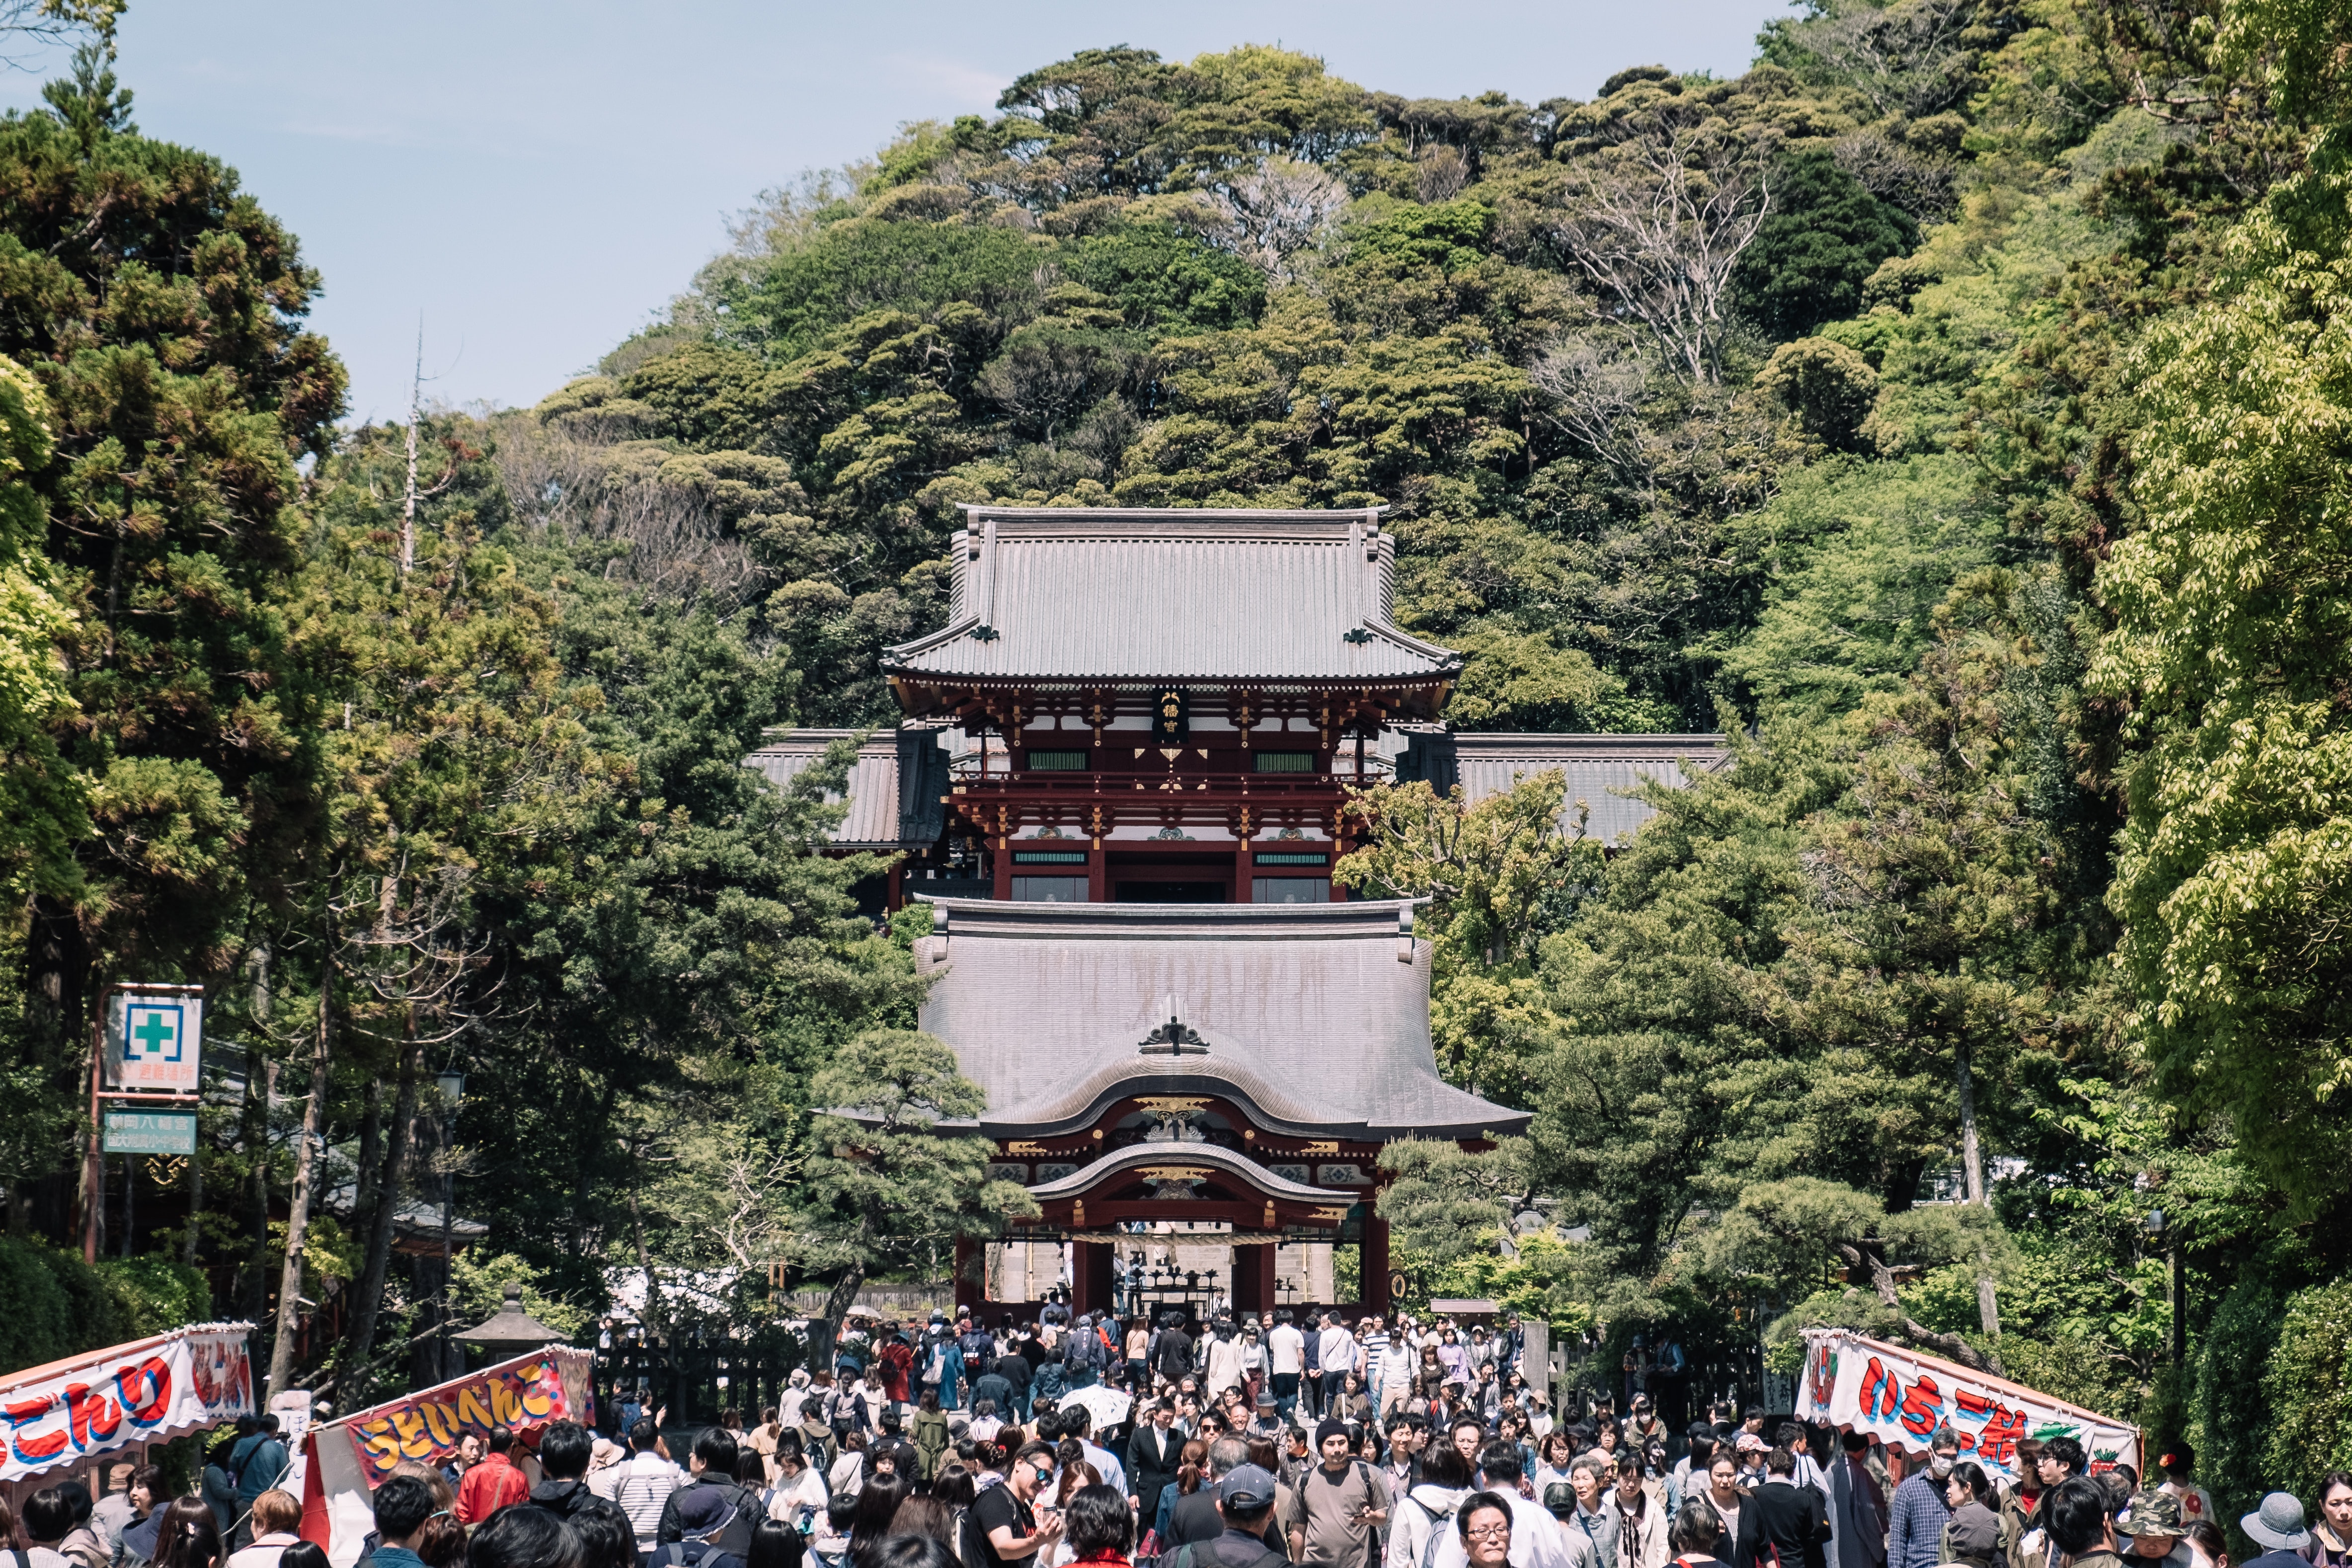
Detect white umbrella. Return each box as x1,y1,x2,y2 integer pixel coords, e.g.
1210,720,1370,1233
1059,1383,1133,1432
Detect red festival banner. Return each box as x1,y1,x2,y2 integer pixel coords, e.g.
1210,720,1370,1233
1800,1328,2138,1481
340,1349,591,1485
0,1324,255,1485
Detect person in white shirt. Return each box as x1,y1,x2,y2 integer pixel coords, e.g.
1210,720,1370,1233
1320,1317,1361,1390
1269,1314,1308,1424
1206,1327,1247,1399
1390,1441,1475,1568
765,1434,830,1531
1430,1443,1591,1568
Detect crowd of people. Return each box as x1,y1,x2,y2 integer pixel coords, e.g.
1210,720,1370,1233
10,1305,2352,1568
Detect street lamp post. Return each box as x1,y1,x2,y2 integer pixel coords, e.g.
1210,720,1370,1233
2145,1209,2184,1370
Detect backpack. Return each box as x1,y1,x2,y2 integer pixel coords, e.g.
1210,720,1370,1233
1160,1540,1287,1568
1411,1494,1462,1568
655,1546,744,1568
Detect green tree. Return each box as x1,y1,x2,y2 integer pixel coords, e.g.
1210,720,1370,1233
796,1028,1035,1351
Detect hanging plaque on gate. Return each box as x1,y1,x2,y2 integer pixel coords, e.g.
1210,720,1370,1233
105,988,203,1093
1152,688,1188,742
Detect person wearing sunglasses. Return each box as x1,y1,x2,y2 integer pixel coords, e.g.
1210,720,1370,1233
973,1442,1067,1568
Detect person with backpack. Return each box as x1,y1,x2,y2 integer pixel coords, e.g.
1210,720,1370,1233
1287,1420,1388,1568
1389,1441,1475,1568
659,1431,766,1562
531,1422,603,1521
229,1418,292,1549
651,1490,745,1568
923,1333,968,1413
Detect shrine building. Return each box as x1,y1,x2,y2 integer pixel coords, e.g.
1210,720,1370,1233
766,506,1727,1318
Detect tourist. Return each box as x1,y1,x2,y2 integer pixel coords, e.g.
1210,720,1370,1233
531,1422,604,1522
1157,1440,1211,1545
1130,1403,1185,1517
619,1418,688,1563
2115,1490,2192,1568
1666,1434,1713,1520
22,1491,85,1568
1887,1429,1960,1568
1610,1455,1671,1568
1169,1441,1253,1550
1320,1317,1359,1421
2309,1475,2352,1568
1389,1444,1475,1568
1829,1434,1886,1568
847,1476,913,1568
1192,1464,1291,1568
458,1428,535,1526
1375,1339,1419,1425
465,1505,584,1568
1460,1494,1516,1568
1699,1457,1743,1567
1938,1463,1999,1568
575,1502,648,1568
2236,1494,2312,1568
1269,1314,1307,1423
231,1419,293,1549
1664,1502,1729,1568
1566,1460,1618,1567
1286,1420,1386,1568
969,1441,1065,1568
2041,1478,2122,1568
365,1477,439,1568
1742,1449,1827,1568
2182,1522,2227,1568
1433,1449,1583,1568
1730,1438,1767,1494
1206,1324,1247,1403
1058,1484,1134,1568
223,1493,303,1568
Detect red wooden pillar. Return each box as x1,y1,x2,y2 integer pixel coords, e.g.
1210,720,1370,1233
1073,1240,1115,1316
1360,1210,1391,1315
1089,837,1107,903
992,834,1012,901
887,862,904,913
1235,831,1253,905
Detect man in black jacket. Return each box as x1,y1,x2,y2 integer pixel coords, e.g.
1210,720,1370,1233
1747,1448,1832,1568
655,1428,763,1558
1129,1401,1185,1514
1830,1433,1888,1568
529,1421,601,1519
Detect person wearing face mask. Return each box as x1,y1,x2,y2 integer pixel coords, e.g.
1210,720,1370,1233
1888,1431,1962,1568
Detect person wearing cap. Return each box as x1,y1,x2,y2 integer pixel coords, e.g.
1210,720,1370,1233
1181,1465,1296,1568
1288,1419,1388,1568
652,1485,747,1568
2237,1493,2312,1568
2117,1488,2193,1568
1731,1434,1769,1492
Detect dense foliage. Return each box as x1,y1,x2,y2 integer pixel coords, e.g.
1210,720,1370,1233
1,0,2351,1508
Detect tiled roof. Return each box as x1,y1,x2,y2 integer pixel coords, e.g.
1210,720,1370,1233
1416,732,1729,844
911,897,1529,1140
882,507,1462,685
744,730,906,848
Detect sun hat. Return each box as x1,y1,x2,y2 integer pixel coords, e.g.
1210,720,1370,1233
2242,1492,2311,1551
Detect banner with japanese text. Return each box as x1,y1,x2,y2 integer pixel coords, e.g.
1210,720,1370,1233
1,1324,254,1484
340,1348,591,1485
1800,1329,2138,1482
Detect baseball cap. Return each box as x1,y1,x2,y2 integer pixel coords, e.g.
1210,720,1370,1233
2119,1490,2184,1540
1217,1464,1278,1510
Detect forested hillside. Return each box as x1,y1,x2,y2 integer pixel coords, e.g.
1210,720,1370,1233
3,0,2352,1510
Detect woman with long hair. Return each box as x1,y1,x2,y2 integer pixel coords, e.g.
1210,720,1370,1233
885,1498,955,1547
747,1519,808,1568
1155,1439,1207,1544
1938,1462,2000,1568
847,1475,913,1568
149,1500,223,1568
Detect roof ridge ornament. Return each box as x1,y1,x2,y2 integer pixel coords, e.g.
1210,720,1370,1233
1138,995,1209,1057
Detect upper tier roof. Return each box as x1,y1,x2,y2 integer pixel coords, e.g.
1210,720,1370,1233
911,897,1529,1140
1441,732,1730,843
882,506,1462,686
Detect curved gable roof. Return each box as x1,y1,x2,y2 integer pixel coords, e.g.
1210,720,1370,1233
913,897,1528,1140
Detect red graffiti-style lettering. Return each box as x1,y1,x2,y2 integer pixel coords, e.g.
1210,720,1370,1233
5,1395,66,1463
65,1384,123,1449
1898,1373,1945,1437
1976,1406,2025,1469
1859,1357,1902,1422
115,1357,170,1426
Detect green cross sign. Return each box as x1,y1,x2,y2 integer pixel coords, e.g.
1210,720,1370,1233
133,1010,176,1057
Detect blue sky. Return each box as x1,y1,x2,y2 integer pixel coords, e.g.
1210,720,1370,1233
0,0,1791,425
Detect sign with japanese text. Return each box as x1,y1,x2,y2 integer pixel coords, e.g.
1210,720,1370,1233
1800,1329,2138,1481
0,1324,254,1483
104,990,203,1093
1153,687,1188,742
102,1111,197,1155
342,1350,590,1484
